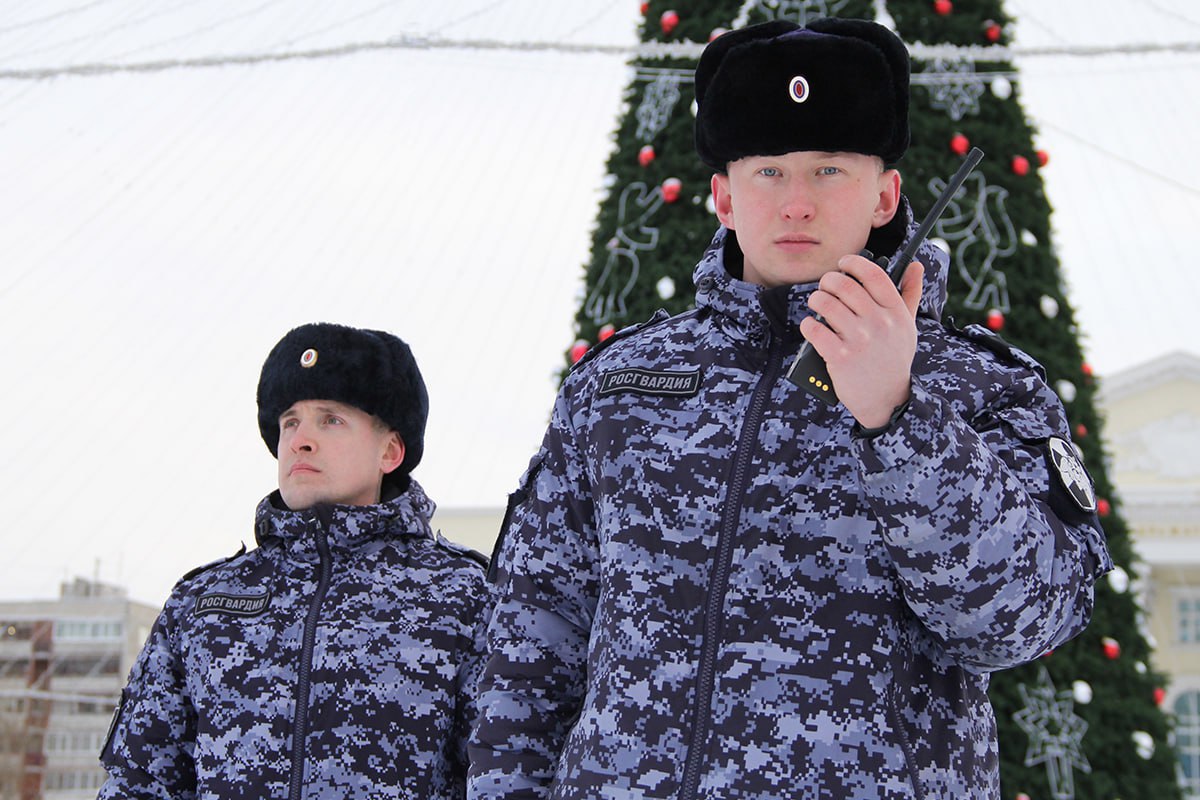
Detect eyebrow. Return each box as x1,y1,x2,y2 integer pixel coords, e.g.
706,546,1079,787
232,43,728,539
278,402,349,420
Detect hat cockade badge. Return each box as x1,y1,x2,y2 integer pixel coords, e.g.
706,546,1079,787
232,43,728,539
788,75,810,103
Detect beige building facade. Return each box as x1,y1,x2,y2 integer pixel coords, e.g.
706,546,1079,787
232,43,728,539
1098,350,1200,796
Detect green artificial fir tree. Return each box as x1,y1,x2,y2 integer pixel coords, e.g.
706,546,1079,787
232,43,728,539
568,1,1181,797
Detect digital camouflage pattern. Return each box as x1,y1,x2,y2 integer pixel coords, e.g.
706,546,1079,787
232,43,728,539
469,205,1112,800
100,479,490,800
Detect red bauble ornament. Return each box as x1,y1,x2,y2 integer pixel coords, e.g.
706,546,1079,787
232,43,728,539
950,133,970,156
1016,794,1031,800
1081,361,1094,377
1075,423,1088,438
1154,687,1167,706
984,21,1002,42
660,10,680,35
640,1,649,14
1036,149,1050,167
933,0,952,15
638,145,656,167
1102,636,1121,660
709,27,729,42
1098,497,1111,517
662,177,683,203
570,340,589,364
1011,155,1030,176
598,324,616,342
986,309,1005,332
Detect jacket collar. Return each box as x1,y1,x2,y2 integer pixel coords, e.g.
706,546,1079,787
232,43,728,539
692,195,950,341
253,477,436,557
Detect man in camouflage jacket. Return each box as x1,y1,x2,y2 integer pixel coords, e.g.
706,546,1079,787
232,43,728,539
468,19,1111,800
100,323,491,800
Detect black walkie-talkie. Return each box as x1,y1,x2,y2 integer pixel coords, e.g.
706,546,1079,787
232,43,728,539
785,147,985,405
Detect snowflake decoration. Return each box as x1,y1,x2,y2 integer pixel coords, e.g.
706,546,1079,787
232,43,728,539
919,57,985,121
746,0,852,26
1014,667,1092,800
635,71,686,143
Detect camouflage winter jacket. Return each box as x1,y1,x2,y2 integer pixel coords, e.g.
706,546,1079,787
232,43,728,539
469,212,1111,800
100,479,490,800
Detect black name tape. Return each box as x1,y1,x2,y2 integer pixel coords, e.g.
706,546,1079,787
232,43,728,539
599,368,701,398
195,591,271,617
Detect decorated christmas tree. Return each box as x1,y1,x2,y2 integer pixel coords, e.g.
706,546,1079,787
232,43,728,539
568,1,1181,797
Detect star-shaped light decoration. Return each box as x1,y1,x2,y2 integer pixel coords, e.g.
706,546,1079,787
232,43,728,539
919,57,986,121
1014,667,1092,800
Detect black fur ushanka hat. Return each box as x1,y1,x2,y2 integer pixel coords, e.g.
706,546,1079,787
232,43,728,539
257,323,428,483
694,18,911,171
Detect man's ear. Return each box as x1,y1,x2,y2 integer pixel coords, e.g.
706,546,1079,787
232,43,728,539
711,173,736,229
872,168,902,228
381,432,406,476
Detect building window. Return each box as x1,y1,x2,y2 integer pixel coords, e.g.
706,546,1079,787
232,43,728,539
54,620,123,641
43,769,107,791
1176,691,1200,797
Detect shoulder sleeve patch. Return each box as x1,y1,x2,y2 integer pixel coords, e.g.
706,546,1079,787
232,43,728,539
99,689,126,766
1046,436,1098,515
488,450,547,583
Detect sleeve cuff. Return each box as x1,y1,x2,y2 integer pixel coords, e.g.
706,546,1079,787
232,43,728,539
854,377,942,473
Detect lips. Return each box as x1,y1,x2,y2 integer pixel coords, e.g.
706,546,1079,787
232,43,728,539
289,462,319,476
774,235,819,254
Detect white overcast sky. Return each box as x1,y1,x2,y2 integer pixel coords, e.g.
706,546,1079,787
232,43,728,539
1,0,1197,607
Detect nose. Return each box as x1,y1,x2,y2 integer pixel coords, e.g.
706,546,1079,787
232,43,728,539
780,186,815,221
288,420,316,453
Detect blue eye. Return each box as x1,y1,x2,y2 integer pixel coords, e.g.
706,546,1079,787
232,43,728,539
818,166,840,176
759,167,781,178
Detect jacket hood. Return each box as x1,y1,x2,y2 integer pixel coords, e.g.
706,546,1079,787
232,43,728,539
253,477,436,554
693,195,950,333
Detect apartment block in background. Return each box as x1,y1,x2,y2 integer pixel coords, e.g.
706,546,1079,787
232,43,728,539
0,577,158,800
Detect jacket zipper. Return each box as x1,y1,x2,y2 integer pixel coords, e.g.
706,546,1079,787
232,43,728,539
678,334,782,800
288,506,333,800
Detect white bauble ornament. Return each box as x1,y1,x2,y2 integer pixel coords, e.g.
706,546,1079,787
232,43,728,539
1135,661,1147,674
1132,730,1155,759
992,76,1013,99
705,194,716,214
1056,380,1077,403
1040,295,1060,318
931,237,950,255
1072,680,1093,704
656,276,676,300
1021,229,1038,246
1107,566,1130,593
691,99,699,117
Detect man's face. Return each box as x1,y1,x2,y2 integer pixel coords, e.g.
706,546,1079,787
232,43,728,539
276,399,404,510
711,151,900,287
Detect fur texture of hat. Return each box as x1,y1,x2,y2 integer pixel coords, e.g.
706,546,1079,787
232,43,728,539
694,18,910,170
257,323,428,485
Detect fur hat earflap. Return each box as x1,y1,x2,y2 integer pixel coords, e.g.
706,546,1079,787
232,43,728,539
694,18,910,170
257,323,428,485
